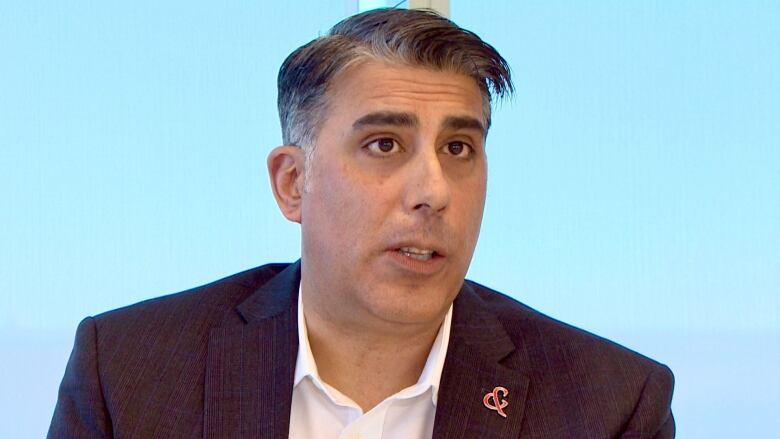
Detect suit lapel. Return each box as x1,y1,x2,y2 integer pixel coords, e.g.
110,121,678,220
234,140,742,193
433,283,530,439
202,264,529,438
204,262,301,439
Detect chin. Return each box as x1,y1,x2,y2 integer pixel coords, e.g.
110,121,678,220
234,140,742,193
364,286,454,325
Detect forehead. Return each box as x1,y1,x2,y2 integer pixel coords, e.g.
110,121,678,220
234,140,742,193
323,60,487,128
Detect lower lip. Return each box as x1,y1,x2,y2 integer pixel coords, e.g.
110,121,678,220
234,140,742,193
386,250,445,275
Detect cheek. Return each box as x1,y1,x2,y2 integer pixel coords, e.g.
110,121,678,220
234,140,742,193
455,175,487,243
306,162,377,246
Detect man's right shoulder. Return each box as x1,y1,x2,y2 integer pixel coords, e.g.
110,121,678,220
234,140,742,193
49,263,294,437
89,262,291,332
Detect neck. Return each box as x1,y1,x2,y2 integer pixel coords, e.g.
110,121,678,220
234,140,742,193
301,290,446,412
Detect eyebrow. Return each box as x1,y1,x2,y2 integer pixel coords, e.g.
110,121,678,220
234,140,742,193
441,115,486,135
351,111,485,136
352,111,419,130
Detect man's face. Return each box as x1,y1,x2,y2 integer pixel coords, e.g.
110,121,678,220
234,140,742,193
300,60,487,328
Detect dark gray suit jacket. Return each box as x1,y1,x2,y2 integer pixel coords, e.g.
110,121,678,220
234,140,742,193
49,261,674,438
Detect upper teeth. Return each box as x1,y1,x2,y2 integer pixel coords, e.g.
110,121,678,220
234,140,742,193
400,247,433,255
399,247,434,261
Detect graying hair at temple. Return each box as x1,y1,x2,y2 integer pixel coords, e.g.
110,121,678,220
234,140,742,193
276,7,513,155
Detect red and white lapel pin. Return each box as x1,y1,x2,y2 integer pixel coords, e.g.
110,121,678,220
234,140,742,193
483,386,509,418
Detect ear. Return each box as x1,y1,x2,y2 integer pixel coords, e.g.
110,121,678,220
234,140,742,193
267,145,305,224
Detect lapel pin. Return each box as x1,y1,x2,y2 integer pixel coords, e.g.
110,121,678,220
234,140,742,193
483,386,509,418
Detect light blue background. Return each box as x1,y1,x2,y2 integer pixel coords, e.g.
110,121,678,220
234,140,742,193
1,1,778,437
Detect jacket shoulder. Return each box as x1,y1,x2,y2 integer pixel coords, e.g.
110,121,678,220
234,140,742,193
92,262,289,329
70,263,291,435
463,280,675,436
464,279,672,376
85,262,291,388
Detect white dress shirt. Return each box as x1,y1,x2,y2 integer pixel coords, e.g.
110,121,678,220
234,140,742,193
288,287,453,439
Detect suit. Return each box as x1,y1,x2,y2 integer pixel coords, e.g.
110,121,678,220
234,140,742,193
49,261,674,438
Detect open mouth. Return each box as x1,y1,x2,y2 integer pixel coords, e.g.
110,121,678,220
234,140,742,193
397,246,438,261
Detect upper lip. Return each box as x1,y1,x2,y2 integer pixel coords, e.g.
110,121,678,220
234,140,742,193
387,240,447,257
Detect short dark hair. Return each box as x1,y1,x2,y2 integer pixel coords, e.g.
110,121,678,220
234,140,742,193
277,8,513,151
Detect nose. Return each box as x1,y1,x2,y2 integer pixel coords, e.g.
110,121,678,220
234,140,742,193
403,149,451,214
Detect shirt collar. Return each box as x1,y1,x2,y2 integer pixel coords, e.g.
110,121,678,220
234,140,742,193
294,283,453,406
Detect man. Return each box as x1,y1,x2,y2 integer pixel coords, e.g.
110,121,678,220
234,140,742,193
49,8,674,439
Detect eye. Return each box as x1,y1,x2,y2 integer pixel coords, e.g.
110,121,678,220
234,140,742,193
443,141,472,158
365,137,402,155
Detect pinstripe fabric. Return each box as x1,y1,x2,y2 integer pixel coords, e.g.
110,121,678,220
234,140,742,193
433,281,675,438
49,262,674,438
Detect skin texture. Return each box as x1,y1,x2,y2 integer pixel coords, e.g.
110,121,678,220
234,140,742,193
267,60,488,410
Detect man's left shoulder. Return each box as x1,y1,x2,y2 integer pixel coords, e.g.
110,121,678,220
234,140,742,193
463,279,672,379
461,280,675,436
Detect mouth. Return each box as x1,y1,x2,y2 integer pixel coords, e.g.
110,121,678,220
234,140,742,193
386,243,447,275
396,246,439,261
